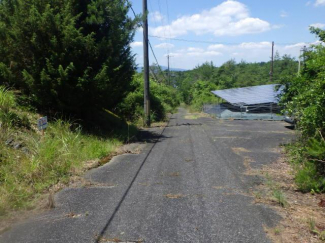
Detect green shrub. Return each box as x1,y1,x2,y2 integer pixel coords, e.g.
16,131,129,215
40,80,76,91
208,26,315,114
190,81,219,111
295,161,325,193
118,74,180,122
281,28,325,193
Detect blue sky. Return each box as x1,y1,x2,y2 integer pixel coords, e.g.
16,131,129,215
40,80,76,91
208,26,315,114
129,0,325,70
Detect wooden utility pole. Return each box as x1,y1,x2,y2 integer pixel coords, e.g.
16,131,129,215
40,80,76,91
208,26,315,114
143,0,150,126
270,41,274,83
298,48,302,75
167,55,172,85
302,45,307,70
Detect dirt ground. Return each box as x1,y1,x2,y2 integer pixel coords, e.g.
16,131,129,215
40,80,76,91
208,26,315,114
246,150,325,243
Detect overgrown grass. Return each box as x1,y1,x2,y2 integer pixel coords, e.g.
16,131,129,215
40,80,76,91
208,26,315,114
0,87,15,113
265,173,288,207
0,120,124,216
307,218,325,241
285,141,325,193
0,86,135,216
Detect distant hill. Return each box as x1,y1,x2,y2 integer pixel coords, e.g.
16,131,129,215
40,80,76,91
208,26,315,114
137,66,187,73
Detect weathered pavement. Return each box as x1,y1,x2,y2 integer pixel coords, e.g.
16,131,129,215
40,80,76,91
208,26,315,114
0,108,294,243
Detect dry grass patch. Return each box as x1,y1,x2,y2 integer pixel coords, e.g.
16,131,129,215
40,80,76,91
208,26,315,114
232,147,251,155
248,157,325,243
169,172,180,177
184,112,210,120
243,157,255,170
95,235,144,243
165,194,185,199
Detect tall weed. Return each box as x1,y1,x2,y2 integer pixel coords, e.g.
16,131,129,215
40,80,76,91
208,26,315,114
0,86,15,113
0,119,122,215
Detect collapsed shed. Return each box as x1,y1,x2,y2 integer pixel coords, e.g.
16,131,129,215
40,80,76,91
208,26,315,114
204,84,284,120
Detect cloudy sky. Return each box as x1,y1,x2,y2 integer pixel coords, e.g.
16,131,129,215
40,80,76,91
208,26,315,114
129,0,325,70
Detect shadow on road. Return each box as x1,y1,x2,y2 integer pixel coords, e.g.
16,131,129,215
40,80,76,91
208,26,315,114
134,129,171,143
168,123,202,127
95,124,169,242
284,125,295,130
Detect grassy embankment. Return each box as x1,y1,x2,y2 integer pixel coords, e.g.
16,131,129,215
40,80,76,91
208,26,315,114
0,87,136,216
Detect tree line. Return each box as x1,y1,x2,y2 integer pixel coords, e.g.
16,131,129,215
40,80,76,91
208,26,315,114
174,54,298,109
0,0,138,119
0,0,181,127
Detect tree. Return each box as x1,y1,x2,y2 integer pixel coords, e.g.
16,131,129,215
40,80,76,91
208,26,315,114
280,27,325,192
0,0,139,117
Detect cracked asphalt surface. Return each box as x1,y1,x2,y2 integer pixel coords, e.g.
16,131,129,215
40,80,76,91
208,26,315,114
0,108,294,243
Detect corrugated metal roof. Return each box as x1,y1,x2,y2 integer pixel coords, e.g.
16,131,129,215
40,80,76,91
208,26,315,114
211,84,283,106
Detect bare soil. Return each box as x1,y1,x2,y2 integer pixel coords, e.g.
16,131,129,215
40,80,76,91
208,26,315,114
246,150,325,243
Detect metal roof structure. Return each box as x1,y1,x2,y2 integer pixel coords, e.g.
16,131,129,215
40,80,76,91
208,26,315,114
211,84,283,106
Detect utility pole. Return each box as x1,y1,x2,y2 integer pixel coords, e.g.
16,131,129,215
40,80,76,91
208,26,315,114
143,0,150,127
167,55,172,85
298,48,303,75
302,45,307,70
270,41,274,83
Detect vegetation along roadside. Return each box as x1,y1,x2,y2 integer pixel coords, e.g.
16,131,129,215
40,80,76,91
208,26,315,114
0,0,180,224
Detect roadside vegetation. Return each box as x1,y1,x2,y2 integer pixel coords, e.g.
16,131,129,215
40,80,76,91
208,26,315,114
280,27,325,193
118,73,180,124
0,86,130,216
0,0,179,218
0,0,323,226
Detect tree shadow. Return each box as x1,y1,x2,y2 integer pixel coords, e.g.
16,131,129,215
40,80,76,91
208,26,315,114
94,123,169,243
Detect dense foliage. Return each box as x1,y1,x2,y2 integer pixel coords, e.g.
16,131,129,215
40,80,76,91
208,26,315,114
0,86,128,215
0,0,138,117
117,74,180,122
175,56,298,109
281,27,325,192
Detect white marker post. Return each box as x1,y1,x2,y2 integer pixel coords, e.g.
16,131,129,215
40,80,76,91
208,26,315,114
38,116,48,136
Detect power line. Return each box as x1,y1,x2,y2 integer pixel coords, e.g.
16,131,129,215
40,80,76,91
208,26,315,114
156,0,163,26
164,0,172,57
165,0,171,30
149,41,168,82
148,0,158,28
128,3,168,84
149,35,314,46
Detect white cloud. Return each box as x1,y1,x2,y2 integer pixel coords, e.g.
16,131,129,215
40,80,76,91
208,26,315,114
280,11,288,18
310,23,325,28
161,41,322,69
315,0,325,6
284,41,323,50
154,43,175,49
284,42,307,49
188,47,204,52
150,11,164,22
130,41,143,48
208,44,226,50
188,51,222,57
186,47,222,57
132,40,325,70
238,42,272,49
150,0,272,38
167,47,222,58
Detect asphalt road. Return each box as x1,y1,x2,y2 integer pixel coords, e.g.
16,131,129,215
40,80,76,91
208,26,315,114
0,108,294,243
